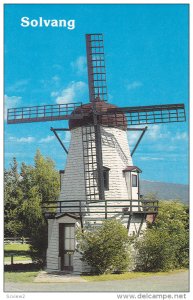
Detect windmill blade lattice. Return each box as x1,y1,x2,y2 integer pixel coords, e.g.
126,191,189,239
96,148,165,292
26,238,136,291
86,33,108,102
7,102,84,124
99,103,186,128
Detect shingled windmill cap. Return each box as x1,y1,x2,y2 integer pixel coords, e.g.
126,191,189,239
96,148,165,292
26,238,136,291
69,100,127,130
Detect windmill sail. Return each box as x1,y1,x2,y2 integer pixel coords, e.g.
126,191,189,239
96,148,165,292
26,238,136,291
84,33,107,202
100,103,186,127
86,33,108,102
7,102,84,124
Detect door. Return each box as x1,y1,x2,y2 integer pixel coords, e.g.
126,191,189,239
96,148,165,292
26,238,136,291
59,223,75,271
131,173,139,200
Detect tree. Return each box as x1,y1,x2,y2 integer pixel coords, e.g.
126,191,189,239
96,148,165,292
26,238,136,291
4,150,60,264
21,186,47,264
19,150,60,264
134,200,189,271
152,200,189,269
77,219,133,274
4,158,24,237
34,150,60,203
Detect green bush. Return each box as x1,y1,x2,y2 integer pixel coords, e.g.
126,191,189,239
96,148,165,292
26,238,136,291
77,219,132,275
134,200,189,272
134,229,177,271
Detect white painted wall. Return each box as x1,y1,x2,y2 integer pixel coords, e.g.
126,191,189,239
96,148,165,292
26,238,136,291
46,125,147,273
59,126,133,202
101,127,132,200
46,218,59,271
46,215,85,273
59,128,86,202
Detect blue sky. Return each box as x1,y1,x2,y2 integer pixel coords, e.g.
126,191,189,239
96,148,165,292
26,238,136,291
4,4,189,184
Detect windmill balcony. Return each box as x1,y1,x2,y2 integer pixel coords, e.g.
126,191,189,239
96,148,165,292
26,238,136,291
42,199,159,221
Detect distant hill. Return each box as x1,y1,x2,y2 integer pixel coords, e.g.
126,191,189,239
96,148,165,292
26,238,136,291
140,180,189,205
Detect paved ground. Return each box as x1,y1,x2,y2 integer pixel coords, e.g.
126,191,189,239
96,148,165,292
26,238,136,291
34,271,87,283
4,270,189,292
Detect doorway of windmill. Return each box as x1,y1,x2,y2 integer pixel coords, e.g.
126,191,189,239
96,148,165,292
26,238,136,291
59,223,75,272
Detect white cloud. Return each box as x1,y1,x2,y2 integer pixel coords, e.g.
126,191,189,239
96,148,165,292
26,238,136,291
127,131,141,146
144,125,187,144
40,76,61,91
63,131,71,143
5,94,21,109
71,56,87,75
127,125,168,146
127,81,143,90
4,94,22,119
8,136,35,143
51,91,59,97
171,132,188,141
6,79,29,93
139,156,164,161
52,64,63,71
146,124,161,140
145,124,170,141
52,75,60,82
40,135,55,143
55,81,87,104
5,152,21,158
39,132,71,147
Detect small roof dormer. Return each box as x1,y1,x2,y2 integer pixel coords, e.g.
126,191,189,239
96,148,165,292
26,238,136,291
123,166,142,173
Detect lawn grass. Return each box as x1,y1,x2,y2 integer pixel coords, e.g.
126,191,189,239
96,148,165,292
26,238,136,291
4,243,30,252
4,243,31,262
4,269,188,283
4,255,32,262
81,269,188,282
4,271,40,283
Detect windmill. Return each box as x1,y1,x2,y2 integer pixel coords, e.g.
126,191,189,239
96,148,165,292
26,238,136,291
7,34,186,273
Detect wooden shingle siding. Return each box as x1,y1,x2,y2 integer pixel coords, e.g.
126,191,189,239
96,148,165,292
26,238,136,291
46,125,146,273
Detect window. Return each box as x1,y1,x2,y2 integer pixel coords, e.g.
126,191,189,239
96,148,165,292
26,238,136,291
103,168,110,191
132,174,138,187
64,224,75,251
59,223,75,271
93,167,110,191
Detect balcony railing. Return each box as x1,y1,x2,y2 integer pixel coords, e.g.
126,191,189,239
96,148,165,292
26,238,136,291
42,199,159,219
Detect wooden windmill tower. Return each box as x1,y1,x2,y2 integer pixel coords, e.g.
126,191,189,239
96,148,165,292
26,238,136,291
7,33,186,274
